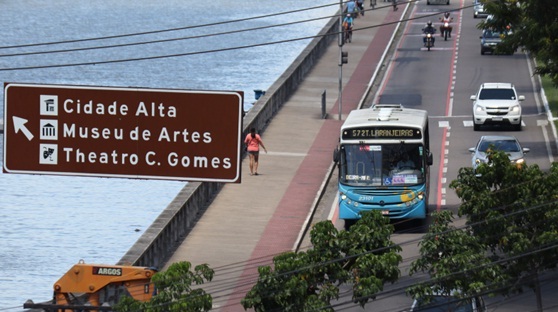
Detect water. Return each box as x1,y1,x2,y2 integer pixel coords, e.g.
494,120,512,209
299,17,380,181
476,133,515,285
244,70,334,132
0,1,337,310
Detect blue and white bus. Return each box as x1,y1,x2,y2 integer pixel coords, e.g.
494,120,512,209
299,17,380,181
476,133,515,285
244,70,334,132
333,104,433,227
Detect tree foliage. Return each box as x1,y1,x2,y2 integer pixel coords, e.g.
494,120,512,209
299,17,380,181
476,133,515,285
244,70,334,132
449,149,558,310
408,210,502,301
480,0,558,86
241,211,402,311
114,261,214,312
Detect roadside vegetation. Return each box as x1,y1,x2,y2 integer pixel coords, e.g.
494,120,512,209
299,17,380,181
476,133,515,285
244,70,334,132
482,0,558,128
541,74,558,129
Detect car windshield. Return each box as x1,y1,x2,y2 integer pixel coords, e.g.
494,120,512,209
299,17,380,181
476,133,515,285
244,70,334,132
339,143,426,186
479,139,520,152
416,295,475,312
478,88,516,100
483,30,502,39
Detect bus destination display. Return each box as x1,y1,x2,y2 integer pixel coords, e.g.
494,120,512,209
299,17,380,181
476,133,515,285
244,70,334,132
342,127,422,140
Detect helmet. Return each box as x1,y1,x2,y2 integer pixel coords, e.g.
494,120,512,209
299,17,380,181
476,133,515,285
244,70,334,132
427,21,432,26
444,12,450,18
347,14,351,17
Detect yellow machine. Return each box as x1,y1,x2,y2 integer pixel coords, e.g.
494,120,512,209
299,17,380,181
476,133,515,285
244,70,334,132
24,260,157,311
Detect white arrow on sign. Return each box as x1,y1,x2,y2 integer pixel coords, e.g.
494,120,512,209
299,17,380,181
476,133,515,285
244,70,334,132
12,116,34,141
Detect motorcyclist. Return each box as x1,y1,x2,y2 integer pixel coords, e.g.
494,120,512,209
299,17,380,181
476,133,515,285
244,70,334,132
439,12,453,38
422,21,436,46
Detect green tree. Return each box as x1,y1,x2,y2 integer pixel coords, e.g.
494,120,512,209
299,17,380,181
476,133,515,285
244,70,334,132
241,211,402,311
479,0,558,86
450,150,558,311
114,261,214,312
407,210,502,302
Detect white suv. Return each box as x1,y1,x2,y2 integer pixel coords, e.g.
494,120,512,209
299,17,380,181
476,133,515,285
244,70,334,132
470,82,524,131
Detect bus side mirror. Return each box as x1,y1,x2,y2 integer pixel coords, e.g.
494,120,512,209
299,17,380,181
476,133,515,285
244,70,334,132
427,151,433,166
333,147,339,163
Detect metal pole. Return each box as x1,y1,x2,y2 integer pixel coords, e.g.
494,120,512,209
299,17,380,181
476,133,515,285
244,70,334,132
338,0,343,121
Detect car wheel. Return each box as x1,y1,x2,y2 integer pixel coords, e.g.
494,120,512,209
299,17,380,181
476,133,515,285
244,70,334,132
514,120,522,131
481,49,485,55
474,123,480,131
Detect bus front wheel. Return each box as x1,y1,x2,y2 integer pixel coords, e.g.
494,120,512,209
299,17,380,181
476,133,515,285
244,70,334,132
343,219,357,231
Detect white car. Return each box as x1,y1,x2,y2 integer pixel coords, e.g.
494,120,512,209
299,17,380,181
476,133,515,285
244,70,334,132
469,135,529,170
473,0,488,18
470,82,524,131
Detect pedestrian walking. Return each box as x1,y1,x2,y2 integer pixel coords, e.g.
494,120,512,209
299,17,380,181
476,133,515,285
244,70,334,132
244,127,267,176
356,0,365,16
392,0,398,11
347,0,357,18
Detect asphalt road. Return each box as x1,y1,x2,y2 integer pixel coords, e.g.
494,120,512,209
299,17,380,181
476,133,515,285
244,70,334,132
314,0,558,311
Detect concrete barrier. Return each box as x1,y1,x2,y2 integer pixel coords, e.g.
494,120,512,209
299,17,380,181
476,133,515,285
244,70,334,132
118,13,341,268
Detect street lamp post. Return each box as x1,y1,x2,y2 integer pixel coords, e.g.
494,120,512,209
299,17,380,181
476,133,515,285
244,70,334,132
338,0,343,121
338,1,349,121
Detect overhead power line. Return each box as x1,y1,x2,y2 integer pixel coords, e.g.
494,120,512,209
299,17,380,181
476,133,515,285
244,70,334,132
0,2,338,50
0,14,337,59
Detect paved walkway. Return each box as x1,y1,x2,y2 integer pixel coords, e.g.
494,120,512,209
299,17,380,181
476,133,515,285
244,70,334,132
164,3,404,311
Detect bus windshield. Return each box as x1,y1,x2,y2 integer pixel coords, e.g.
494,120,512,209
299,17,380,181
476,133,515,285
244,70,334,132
339,143,426,186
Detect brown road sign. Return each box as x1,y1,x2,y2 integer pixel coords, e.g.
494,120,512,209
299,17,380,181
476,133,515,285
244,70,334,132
3,83,243,182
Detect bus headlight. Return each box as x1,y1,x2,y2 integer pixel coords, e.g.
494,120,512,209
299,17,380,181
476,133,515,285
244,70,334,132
341,194,347,200
417,192,424,200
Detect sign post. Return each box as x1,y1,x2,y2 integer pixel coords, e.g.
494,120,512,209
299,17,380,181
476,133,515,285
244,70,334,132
3,83,243,183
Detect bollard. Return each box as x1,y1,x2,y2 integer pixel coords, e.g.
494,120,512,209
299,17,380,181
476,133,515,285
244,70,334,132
321,90,327,119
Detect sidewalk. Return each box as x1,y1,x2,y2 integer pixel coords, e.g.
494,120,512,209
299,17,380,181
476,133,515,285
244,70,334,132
164,3,404,311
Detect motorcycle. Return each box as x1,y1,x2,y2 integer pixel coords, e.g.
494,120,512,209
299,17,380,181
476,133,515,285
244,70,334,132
424,33,434,51
439,17,453,41
422,23,436,51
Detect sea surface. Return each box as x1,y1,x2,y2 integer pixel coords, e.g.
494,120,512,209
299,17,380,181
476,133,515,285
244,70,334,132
0,1,337,310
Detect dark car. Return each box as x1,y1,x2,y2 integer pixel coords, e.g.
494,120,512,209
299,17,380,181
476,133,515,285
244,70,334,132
427,0,450,4
480,28,514,55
